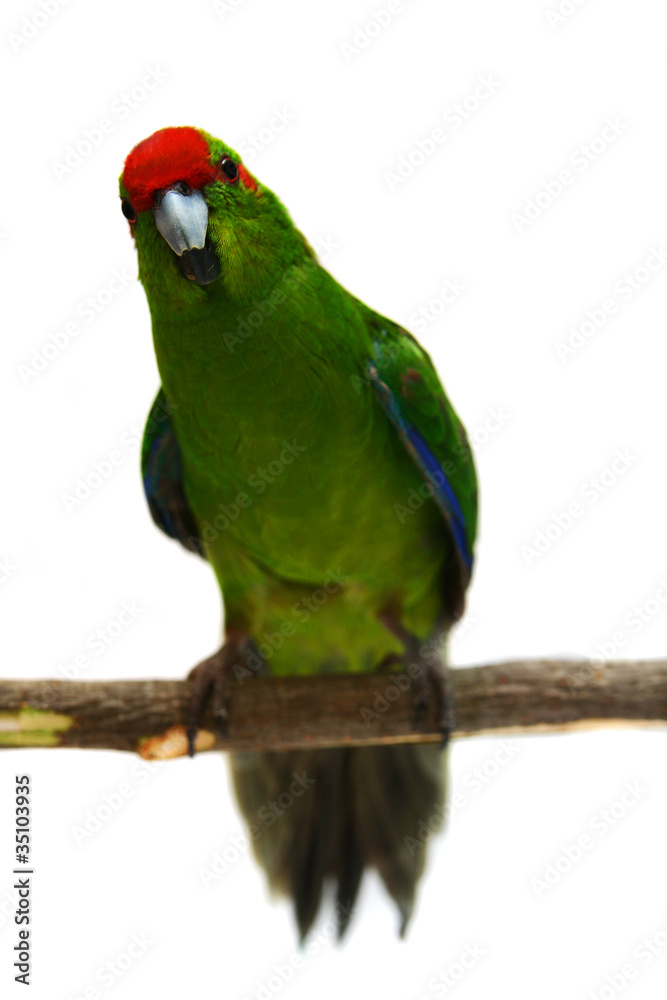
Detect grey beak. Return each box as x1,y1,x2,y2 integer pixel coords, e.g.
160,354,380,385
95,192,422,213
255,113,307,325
153,188,209,256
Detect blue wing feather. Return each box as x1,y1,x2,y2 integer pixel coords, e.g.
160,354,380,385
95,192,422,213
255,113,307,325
367,359,474,578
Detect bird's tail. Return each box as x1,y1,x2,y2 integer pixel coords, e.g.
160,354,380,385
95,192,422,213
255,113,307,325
229,744,446,939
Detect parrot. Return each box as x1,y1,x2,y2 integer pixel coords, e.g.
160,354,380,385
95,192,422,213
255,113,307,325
119,126,477,939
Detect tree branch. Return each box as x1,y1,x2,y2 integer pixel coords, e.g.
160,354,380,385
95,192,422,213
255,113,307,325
0,660,665,758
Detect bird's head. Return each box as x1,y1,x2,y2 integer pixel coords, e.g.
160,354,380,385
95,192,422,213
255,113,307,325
119,126,307,308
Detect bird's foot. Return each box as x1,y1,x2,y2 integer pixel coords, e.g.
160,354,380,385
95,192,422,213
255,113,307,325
186,632,254,756
410,653,456,748
379,617,456,748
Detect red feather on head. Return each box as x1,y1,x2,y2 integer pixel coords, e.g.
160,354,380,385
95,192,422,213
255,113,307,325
122,127,216,213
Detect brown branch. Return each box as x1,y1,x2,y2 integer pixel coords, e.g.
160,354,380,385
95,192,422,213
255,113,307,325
0,660,665,758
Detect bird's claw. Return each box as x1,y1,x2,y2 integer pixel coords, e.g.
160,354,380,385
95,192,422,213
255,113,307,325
410,656,455,749
186,635,250,756
379,615,455,749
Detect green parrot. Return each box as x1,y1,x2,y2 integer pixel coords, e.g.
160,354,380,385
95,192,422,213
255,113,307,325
119,127,477,939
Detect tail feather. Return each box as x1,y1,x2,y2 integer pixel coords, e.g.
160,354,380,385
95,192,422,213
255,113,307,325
351,745,445,934
290,750,347,939
229,743,446,938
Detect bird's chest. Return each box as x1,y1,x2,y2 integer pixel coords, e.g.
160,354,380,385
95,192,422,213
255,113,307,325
171,358,387,565
153,310,439,584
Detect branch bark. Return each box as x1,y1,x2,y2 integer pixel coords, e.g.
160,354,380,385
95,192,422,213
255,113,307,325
0,659,665,758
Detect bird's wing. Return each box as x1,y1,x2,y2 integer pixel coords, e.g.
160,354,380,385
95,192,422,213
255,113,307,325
141,387,205,557
365,314,478,607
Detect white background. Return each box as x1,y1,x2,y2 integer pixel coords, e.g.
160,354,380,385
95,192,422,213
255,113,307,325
1,0,667,997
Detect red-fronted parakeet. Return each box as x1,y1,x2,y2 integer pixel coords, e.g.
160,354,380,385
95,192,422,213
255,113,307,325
120,126,477,939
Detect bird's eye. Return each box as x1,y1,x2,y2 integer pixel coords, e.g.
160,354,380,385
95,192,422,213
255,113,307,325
121,199,137,223
220,157,239,183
